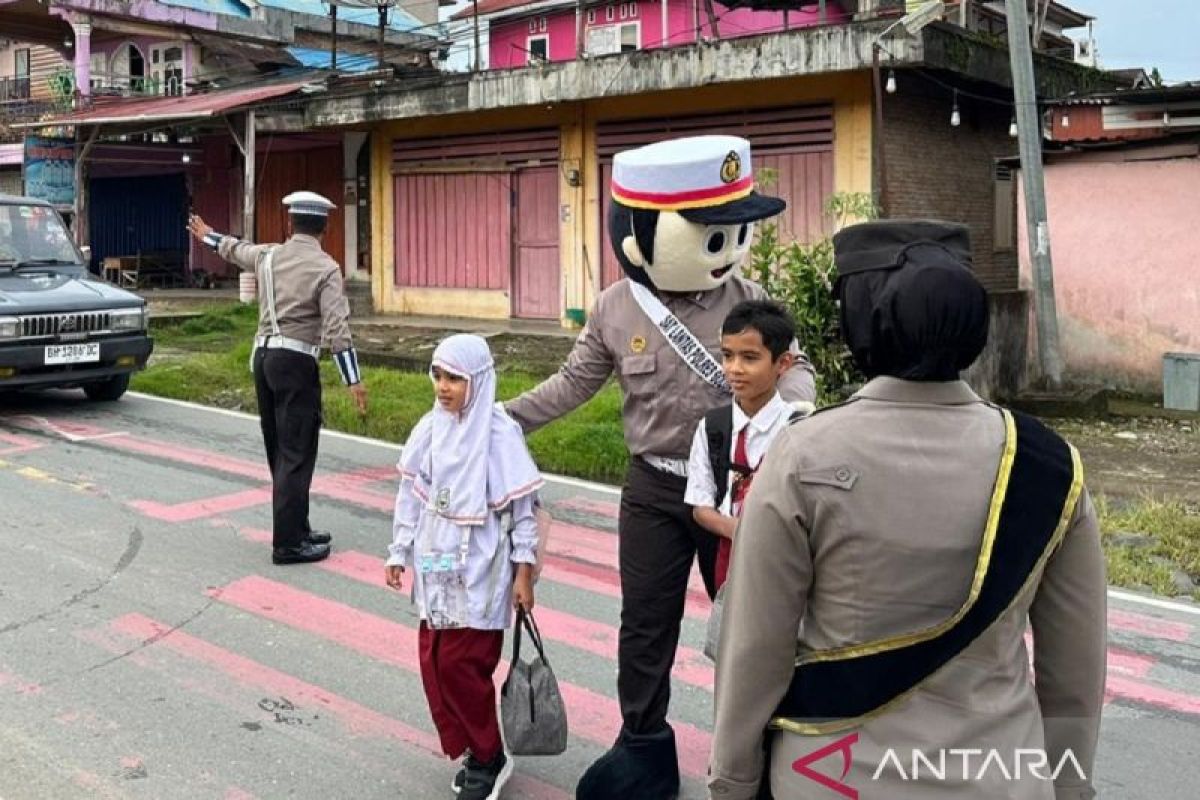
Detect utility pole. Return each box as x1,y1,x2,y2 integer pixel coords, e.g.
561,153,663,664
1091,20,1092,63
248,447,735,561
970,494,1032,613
576,0,586,59
472,0,481,72
1005,0,1063,387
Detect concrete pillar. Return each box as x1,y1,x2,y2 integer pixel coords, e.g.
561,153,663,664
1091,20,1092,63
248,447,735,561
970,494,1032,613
71,19,92,99
343,131,368,280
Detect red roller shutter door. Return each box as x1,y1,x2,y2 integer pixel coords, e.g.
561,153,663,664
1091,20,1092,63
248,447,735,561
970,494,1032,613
392,129,561,319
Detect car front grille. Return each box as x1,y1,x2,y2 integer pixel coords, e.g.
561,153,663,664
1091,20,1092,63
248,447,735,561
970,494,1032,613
20,311,112,338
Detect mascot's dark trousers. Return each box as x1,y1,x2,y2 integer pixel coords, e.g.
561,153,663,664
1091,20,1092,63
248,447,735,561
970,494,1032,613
577,457,719,800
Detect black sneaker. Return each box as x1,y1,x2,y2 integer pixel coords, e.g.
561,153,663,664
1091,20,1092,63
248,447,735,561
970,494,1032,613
458,751,511,800
451,758,469,795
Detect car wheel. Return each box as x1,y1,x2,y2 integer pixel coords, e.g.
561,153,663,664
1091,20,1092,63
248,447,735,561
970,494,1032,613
83,373,130,402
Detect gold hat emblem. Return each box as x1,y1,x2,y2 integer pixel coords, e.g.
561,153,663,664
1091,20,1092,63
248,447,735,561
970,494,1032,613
630,335,647,354
719,151,742,184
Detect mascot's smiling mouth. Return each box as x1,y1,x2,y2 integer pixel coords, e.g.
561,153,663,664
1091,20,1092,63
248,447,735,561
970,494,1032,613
710,264,734,280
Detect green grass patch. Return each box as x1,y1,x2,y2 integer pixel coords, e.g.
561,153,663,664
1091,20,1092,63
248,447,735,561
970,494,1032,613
1097,495,1200,600
133,315,630,483
152,303,260,351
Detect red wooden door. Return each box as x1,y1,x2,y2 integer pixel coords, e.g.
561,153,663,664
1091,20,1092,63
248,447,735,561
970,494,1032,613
512,167,560,319
256,146,344,269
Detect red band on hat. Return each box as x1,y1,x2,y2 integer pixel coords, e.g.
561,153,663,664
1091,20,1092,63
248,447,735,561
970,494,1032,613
611,175,755,211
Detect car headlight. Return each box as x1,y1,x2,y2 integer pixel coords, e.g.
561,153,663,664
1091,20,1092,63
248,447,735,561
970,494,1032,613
0,316,19,339
109,308,145,332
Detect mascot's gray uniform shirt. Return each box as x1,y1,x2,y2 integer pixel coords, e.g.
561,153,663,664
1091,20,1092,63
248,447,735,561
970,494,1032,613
506,276,815,458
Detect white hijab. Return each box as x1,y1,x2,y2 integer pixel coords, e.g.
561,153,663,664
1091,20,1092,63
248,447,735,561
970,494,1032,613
398,334,542,526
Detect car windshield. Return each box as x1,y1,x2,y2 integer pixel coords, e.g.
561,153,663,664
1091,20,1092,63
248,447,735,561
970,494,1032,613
0,203,81,266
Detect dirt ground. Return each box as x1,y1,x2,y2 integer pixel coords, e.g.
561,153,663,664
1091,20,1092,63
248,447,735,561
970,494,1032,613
351,324,578,377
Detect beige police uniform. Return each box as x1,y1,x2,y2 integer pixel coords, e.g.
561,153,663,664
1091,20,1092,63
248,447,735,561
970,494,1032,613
201,194,360,557
709,377,1107,800
507,275,815,460
217,234,355,361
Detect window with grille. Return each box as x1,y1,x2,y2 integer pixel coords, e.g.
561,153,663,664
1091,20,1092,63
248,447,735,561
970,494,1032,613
993,164,1015,252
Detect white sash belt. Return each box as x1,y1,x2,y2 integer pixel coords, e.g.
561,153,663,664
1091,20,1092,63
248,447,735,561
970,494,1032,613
629,281,730,395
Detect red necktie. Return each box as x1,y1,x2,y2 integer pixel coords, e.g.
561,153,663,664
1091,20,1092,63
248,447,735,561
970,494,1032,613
731,426,751,516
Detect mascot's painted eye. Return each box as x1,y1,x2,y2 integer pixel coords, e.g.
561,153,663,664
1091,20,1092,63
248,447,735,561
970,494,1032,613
737,224,750,246
705,230,727,254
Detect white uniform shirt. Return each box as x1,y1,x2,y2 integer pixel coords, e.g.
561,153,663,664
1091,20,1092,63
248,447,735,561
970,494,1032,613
388,480,538,631
684,392,793,516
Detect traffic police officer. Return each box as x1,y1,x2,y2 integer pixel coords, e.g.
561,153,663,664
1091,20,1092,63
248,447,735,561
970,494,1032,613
187,192,368,565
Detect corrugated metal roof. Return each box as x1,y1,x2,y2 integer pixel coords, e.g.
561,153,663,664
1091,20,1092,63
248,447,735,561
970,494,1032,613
11,81,315,128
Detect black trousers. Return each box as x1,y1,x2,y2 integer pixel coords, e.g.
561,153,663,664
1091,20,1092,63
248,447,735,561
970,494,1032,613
253,348,322,549
617,457,719,734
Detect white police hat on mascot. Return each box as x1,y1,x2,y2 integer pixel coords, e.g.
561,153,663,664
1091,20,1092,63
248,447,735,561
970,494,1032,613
282,191,336,217
611,134,785,224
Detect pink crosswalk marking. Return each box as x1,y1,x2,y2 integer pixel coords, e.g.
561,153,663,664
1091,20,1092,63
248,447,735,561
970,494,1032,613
310,547,716,691
230,523,714,623
96,614,568,800
131,488,274,523
1107,608,1192,642
0,431,44,456
553,497,620,519
210,576,713,779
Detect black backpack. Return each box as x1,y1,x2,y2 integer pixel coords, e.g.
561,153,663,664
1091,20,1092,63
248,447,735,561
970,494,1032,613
703,404,804,509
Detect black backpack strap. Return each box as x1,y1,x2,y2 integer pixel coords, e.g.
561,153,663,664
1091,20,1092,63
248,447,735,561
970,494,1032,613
704,405,734,509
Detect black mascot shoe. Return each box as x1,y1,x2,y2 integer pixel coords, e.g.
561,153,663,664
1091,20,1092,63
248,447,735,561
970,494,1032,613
576,725,680,800
303,530,332,545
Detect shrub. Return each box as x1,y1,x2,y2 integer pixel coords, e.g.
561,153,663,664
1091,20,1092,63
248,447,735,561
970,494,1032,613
742,192,876,403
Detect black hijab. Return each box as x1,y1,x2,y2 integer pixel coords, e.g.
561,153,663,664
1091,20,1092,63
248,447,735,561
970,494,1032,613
833,220,989,382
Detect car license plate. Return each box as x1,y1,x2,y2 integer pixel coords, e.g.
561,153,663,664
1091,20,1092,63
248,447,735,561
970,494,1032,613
44,343,101,365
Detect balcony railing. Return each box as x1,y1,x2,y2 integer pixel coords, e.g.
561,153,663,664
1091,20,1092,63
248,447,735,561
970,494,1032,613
0,77,32,103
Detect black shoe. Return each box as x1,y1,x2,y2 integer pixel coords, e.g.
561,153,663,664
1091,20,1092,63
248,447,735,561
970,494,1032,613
451,765,466,795
458,751,511,800
576,726,680,800
451,754,472,795
271,542,331,565
303,530,332,545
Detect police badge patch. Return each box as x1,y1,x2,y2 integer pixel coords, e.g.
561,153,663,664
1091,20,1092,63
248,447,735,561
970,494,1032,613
720,151,741,184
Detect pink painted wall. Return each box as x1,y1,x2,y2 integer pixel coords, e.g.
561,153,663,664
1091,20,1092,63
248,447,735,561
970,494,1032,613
1018,155,1200,391
489,0,847,68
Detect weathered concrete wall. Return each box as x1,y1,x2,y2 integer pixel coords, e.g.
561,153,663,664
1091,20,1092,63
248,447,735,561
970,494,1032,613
882,74,1020,291
964,290,1030,401
309,20,916,127
1018,151,1200,392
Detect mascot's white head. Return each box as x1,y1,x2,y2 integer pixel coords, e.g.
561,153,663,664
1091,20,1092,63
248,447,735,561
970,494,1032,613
609,135,786,293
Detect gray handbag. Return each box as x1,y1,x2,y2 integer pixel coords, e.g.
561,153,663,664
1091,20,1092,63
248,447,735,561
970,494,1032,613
500,609,568,756
704,584,726,662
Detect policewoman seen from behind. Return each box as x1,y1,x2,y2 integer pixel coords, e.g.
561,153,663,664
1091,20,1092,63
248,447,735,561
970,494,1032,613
708,220,1107,799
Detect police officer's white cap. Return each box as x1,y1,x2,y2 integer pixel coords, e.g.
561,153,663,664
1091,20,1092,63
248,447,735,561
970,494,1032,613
282,191,336,217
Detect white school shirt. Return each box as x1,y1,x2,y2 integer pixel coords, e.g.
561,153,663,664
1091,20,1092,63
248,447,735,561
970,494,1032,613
684,392,793,517
388,480,538,631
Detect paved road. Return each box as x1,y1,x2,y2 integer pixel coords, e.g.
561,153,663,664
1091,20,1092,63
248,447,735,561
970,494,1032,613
0,392,1197,799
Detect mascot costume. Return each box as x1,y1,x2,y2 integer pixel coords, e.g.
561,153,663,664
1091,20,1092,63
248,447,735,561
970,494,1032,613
506,135,816,798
